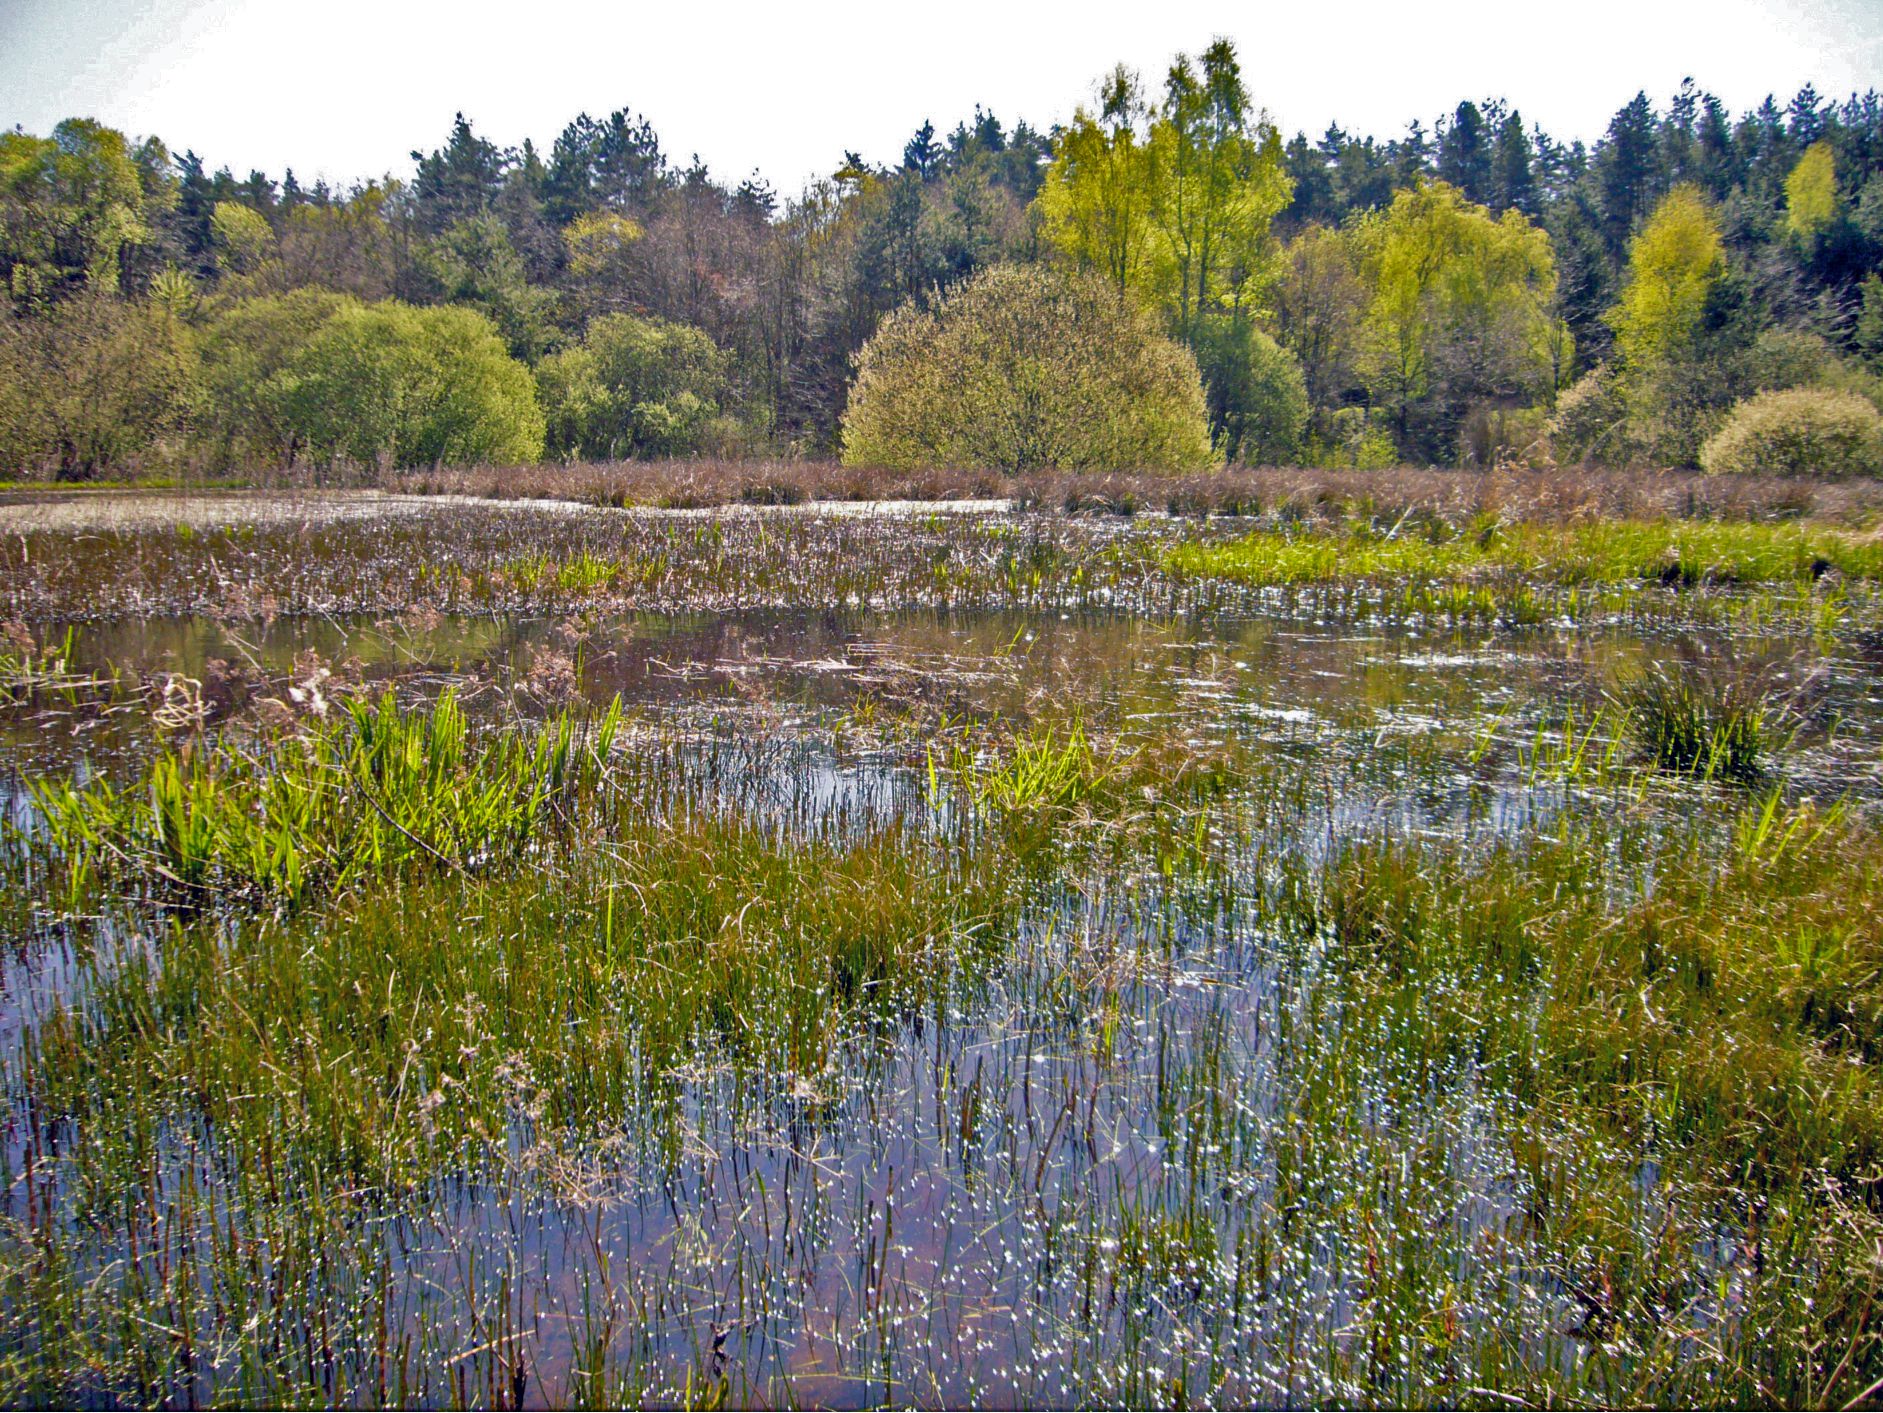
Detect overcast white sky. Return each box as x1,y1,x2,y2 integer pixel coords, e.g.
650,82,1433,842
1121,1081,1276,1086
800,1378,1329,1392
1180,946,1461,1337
4,0,1882,193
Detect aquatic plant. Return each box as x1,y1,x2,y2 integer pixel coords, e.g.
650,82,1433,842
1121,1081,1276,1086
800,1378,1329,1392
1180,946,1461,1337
1612,657,1798,782
0,489,1877,1406
31,689,622,906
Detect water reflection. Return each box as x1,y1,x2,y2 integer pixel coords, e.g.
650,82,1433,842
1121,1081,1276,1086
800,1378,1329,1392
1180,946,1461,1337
0,606,1874,1405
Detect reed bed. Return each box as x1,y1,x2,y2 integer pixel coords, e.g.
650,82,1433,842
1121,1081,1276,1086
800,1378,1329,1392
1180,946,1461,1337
383,459,1883,527
0,502,1874,647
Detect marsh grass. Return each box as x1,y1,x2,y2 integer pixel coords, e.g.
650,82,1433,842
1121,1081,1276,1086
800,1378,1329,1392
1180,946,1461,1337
2,504,1879,653
1611,654,1811,783
1167,518,1883,590
0,624,112,704
4,719,1881,1405
945,717,1119,817
1295,804,1883,1405
31,689,621,906
0,490,1880,1405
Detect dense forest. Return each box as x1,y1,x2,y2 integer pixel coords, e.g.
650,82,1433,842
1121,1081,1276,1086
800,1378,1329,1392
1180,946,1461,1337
4,40,1883,478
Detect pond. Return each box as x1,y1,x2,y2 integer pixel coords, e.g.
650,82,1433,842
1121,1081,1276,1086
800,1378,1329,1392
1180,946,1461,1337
0,505,1876,1407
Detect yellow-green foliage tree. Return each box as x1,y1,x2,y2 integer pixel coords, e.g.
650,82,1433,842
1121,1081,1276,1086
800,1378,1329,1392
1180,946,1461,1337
0,119,174,305
1040,44,1290,335
1609,185,1723,373
561,211,644,322
1349,180,1563,461
1035,67,1150,293
1142,42,1293,344
0,292,198,478
277,302,544,468
196,289,361,465
841,264,1214,472
1785,141,1838,241
1606,184,1728,463
209,201,275,275
1037,43,1290,458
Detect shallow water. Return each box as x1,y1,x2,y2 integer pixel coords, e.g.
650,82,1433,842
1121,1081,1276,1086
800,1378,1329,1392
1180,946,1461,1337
0,602,1875,1406
8,604,1878,804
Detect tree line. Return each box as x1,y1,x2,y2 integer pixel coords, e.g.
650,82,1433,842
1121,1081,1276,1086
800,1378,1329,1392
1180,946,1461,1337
3,44,1881,478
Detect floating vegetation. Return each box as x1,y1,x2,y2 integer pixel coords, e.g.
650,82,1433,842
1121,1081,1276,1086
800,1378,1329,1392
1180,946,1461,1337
3,501,1880,638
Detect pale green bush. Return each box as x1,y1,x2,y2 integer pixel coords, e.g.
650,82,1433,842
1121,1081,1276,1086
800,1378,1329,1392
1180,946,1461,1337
1699,387,1883,478
1546,365,1636,466
537,314,729,459
841,265,1214,473
197,289,359,466
279,302,544,468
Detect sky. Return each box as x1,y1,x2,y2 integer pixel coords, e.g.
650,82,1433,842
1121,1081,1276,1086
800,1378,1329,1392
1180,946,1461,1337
4,0,1882,194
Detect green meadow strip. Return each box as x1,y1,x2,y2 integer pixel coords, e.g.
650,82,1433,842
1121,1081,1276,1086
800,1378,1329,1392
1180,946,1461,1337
1167,518,1883,588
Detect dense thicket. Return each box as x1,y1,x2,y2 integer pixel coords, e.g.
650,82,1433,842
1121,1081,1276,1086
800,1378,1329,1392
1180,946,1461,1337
537,313,731,460
3,52,1882,476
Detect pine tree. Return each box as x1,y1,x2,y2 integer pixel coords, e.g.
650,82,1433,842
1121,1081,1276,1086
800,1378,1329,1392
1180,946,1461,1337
1596,92,1658,257
1492,112,1536,214
1437,101,1492,204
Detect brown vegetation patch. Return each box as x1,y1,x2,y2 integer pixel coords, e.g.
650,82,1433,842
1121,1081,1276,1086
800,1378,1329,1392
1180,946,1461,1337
388,458,1883,526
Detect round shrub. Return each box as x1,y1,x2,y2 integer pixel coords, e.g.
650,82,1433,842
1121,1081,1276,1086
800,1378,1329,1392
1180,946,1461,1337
537,313,729,460
841,265,1214,473
197,289,360,466
279,302,544,469
1699,387,1883,479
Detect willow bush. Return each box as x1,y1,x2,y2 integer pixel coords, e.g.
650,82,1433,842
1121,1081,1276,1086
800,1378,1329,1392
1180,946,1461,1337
279,302,545,469
536,312,730,459
1700,386,1883,478
841,265,1215,473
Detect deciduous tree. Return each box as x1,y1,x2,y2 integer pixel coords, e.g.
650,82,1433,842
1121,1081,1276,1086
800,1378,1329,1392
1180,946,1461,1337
1350,180,1563,459
841,265,1213,472
536,312,729,458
